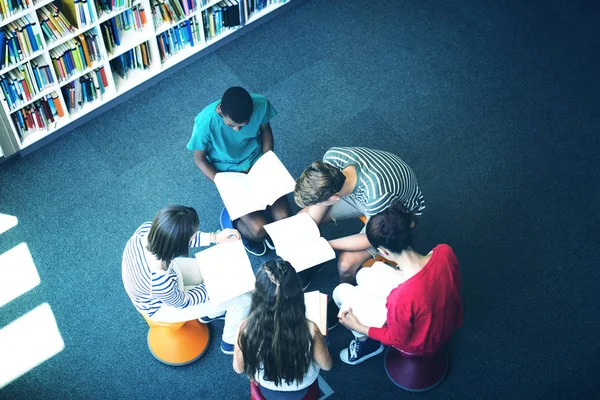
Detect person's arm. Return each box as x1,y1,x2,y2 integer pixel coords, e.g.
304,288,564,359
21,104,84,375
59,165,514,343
189,229,240,248
152,272,207,308
193,150,218,182
259,122,273,153
233,320,247,374
329,233,372,252
338,308,370,336
312,324,333,371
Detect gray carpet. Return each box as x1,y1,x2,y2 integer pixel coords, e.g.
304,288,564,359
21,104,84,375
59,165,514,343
0,0,599,398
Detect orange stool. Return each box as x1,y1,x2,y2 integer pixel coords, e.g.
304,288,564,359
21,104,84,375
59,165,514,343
250,379,320,400
141,314,210,366
358,216,397,268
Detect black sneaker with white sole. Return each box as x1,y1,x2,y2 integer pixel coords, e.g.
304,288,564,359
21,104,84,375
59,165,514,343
340,338,385,365
241,235,266,257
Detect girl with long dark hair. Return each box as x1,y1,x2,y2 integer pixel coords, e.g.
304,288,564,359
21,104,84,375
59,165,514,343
234,260,332,399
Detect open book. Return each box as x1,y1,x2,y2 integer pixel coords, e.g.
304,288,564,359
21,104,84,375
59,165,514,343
338,261,405,328
264,213,335,272
214,151,296,220
194,241,256,305
304,290,328,335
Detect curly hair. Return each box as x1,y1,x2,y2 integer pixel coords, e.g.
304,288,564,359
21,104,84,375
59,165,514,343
238,259,312,386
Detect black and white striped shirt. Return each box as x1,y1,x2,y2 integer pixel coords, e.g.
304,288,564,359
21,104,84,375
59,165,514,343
324,147,425,216
121,222,209,317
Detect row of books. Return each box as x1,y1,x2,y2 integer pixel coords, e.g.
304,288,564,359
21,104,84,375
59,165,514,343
10,92,64,139
202,1,241,41
101,4,147,55
151,0,192,30
0,14,43,70
156,17,200,62
49,31,102,82
73,0,96,27
110,40,150,78
37,4,76,45
0,59,54,110
61,66,109,113
96,0,133,19
0,0,34,23
246,0,285,16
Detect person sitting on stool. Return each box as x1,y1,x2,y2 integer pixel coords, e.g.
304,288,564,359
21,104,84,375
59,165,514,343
121,205,251,355
334,202,463,365
234,259,332,399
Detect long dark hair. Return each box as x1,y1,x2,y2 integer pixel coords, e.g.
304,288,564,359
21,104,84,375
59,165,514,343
239,260,312,386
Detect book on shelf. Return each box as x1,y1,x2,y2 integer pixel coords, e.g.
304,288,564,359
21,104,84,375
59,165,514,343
10,93,62,139
110,41,151,78
304,290,327,335
263,213,335,273
214,150,295,220
194,241,256,305
61,65,108,113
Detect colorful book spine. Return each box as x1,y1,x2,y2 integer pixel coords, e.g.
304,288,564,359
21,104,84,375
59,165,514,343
0,57,55,110
109,41,151,78
49,30,101,82
9,93,62,140
61,66,108,114
37,4,76,44
0,14,43,69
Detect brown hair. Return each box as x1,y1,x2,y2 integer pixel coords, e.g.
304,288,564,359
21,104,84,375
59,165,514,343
294,161,346,207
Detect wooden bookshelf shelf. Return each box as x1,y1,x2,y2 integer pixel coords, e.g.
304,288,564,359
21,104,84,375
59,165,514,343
0,0,296,157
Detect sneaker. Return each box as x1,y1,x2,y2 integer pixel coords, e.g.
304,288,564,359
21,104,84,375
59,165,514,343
220,207,234,230
340,338,385,365
221,340,235,355
242,235,266,257
298,269,314,291
199,312,226,323
264,235,275,251
327,300,340,331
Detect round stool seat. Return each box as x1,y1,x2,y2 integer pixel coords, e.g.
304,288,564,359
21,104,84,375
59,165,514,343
143,316,210,366
384,346,449,392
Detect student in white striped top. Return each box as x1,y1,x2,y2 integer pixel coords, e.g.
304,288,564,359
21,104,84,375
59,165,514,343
121,205,251,354
294,147,425,284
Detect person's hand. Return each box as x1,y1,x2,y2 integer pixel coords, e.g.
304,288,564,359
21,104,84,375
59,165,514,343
338,308,368,335
216,229,240,243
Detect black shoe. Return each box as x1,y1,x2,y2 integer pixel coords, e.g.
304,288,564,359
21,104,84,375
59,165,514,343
241,235,266,256
264,235,275,251
298,269,313,291
327,299,340,331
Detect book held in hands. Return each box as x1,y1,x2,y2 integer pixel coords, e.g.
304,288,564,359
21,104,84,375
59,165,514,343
194,241,255,305
264,213,335,272
304,290,328,335
214,151,295,220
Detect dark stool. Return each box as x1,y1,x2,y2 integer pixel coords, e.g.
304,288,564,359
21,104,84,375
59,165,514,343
250,379,320,400
384,346,449,392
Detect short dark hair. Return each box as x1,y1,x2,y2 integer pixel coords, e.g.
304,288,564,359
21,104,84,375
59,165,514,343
147,205,199,262
366,202,413,254
220,87,253,123
294,161,346,207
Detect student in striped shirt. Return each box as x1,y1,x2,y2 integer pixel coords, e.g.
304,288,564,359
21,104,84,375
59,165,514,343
294,147,425,284
121,205,251,354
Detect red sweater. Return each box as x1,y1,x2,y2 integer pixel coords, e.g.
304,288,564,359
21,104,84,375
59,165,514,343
368,244,463,354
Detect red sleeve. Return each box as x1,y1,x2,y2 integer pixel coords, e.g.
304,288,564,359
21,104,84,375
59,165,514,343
368,301,413,346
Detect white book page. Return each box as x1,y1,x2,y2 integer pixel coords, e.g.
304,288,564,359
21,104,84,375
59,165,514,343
247,151,295,205
277,237,335,273
304,291,327,334
194,241,256,305
215,172,265,220
263,213,321,250
339,285,388,328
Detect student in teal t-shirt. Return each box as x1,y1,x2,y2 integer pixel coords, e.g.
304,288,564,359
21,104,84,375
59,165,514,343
187,87,291,256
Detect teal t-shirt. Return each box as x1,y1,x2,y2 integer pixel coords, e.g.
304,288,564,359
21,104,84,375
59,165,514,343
187,94,277,172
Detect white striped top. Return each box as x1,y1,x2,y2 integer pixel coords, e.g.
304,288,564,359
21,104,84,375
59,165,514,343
121,222,210,317
324,147,425,216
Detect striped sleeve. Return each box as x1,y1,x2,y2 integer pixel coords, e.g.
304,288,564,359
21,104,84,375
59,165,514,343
189,231,212,248
151,270,208,308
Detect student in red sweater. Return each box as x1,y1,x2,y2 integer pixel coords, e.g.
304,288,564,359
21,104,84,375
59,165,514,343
334,202,463,365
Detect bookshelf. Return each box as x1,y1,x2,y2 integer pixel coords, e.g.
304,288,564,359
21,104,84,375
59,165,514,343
0,0,297,159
